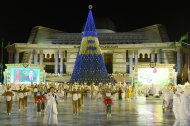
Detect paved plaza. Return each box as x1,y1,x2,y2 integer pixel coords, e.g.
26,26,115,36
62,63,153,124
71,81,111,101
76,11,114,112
0,96,175,126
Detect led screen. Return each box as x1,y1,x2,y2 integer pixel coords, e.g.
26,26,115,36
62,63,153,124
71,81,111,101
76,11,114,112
138,68,169,86
10,68,40,84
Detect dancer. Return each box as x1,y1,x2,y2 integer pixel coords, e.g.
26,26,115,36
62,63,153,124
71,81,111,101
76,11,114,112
13,85,25,111
1,85,14,115
66,86,79,116
103,90,113,117
33,84,38,102
132,83,138,99
35,88,47,113
118,87,123,100
173,86,183,126
43,87,58,126
23,86,30,108
180,86,190,126
126,85,132,102
101,86,116,117
77,86,82,112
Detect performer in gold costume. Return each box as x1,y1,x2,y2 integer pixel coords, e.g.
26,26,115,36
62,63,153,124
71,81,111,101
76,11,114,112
2,85,14,115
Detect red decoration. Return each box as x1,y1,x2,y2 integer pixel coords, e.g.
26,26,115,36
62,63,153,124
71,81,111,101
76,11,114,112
103,96,113,105
153,68,157,73
35,96,47,103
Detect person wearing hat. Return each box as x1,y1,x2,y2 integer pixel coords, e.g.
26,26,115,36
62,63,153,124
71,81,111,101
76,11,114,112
2,85,14,115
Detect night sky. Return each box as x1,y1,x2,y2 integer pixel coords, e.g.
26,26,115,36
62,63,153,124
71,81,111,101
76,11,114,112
0,0,190,44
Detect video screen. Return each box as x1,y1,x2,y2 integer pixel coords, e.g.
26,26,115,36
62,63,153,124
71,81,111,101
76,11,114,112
138,68,169,86
10,68,40,84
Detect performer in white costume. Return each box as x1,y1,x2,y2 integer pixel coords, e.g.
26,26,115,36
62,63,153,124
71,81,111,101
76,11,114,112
180,87,190,126
173,86,183,126
43,87,58,126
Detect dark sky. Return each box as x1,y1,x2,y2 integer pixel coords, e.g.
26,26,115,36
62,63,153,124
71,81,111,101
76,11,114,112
0,0,190,44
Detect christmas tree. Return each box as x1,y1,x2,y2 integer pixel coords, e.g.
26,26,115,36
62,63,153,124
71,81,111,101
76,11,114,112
70,6,110,84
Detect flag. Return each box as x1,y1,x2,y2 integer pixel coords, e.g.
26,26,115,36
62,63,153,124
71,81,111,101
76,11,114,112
179,33,188,43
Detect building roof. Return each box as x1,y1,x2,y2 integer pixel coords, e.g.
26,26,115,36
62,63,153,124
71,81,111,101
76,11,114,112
27,24,170,45
94,17,117,32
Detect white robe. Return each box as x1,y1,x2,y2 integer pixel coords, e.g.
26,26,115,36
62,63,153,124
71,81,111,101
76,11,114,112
43,93,58,125
173,93,181,126
180,93,190,126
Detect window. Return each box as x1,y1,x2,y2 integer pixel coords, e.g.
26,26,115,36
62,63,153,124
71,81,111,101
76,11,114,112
145,53,148,59
139,53,143,59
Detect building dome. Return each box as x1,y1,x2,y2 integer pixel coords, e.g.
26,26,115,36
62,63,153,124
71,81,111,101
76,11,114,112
94,18,116,33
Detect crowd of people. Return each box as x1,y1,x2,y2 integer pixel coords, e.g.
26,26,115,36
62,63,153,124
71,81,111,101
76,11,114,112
0,81,190,125
0,81,139,125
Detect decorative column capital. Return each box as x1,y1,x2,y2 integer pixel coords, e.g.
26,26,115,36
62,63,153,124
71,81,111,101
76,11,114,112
39,50,43,54
15,49,20,53
134,50,138,55
176,47,181,52
128,50,134,58
151,49,156,53
155,49,160,54
33,49,38,54
54,50,59,55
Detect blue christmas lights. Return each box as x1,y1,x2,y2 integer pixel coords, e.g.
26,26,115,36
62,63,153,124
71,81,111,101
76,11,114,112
69,8,110,85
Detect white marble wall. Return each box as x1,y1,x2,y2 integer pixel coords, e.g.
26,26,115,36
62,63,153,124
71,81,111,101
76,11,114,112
113,51,126,73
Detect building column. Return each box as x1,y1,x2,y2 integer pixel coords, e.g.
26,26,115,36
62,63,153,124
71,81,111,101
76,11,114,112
34,50,38,64
156,49,160,63
177,48,182,75
39,50,43,65
8,51,14,63
134,50,138,65
29,50,34,64
59,51,64,74
188,51,190,82
14,49,20,63
151,49,155,62
128,50,134,74
54,50,59,74
66,50,77,74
